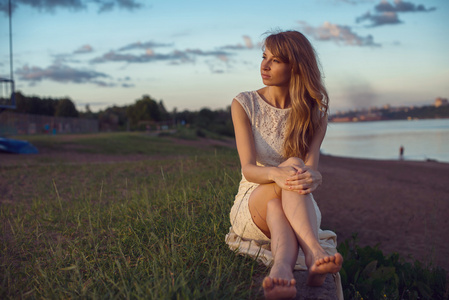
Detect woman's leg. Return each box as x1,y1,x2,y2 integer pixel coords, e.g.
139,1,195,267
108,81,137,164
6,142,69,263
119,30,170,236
280,189,342,286
249,184,297,299
249,183,342,289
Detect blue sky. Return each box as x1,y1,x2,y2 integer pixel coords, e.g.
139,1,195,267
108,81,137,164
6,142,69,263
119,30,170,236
1,0,448,113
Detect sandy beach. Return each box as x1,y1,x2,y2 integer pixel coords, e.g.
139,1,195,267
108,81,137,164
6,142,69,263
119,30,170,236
314,154,449,271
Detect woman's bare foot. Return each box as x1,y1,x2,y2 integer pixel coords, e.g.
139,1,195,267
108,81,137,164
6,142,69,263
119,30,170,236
263,263,297,300
306,252,343,286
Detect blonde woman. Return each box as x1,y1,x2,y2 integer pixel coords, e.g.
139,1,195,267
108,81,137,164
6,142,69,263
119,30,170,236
228,31,342,299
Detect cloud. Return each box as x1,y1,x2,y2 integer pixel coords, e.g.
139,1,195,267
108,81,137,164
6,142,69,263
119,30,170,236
216,55,228,63
375,0,435,13
185,49,230,57
96,0,142,12
330,0,376,4
357,0,436,27
91,80,116,87
1,0,143,15
16,64,112,87
220,36,254,50
299,21,381,47
90,50,191,64
74,44,94,54
121,83,134,88
220,44,246,50
47,45,93,65
356,11,401,26
118,76,134,88
118,41,173,51
91,48,232,65
205,58,228,74
51,54,82,65
92,38,235,65
1,0,83,14
243,36,254,49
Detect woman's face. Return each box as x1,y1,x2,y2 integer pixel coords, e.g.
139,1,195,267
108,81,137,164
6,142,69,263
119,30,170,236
260,48,291,87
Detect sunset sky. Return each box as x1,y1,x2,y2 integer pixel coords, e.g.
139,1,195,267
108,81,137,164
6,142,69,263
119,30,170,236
1,0,448,113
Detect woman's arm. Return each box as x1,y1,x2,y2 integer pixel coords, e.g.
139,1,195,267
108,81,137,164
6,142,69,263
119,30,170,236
231,99,298,189
305,116,328,170
286,117,327,194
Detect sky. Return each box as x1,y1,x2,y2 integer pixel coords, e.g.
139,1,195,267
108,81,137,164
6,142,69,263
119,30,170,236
1,0,448,114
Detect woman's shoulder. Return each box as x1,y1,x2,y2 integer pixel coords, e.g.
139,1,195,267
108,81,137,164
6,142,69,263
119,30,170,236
233,91,259,119
234,90,257,108
235,90,257,101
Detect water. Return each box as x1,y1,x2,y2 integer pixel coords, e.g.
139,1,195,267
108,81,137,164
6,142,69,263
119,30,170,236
321,119,449,163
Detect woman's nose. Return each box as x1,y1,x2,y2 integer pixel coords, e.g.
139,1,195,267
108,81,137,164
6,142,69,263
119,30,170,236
262,61,270,70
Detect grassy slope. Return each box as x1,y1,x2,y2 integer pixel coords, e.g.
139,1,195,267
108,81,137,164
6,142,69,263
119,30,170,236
3,133,447,299
1,133,266,299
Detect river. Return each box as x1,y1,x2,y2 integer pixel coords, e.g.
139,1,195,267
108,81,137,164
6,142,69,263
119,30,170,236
321,118,449,163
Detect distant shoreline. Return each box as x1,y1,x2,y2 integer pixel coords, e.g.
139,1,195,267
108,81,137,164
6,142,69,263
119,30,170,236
322,118,449,163
320,152,449,165
329,103,449,123
330,116,449,123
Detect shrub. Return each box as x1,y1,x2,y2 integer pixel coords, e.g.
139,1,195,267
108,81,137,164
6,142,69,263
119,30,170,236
338,234,448,300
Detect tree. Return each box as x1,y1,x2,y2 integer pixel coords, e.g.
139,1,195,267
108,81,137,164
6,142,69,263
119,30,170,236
98,105,128,131
8,92,80,117
126,95,163,129
55,98,79,117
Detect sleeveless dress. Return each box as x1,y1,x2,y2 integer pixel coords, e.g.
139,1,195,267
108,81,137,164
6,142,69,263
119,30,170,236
225,90,339,266
225,90,343,300
229,90,292,242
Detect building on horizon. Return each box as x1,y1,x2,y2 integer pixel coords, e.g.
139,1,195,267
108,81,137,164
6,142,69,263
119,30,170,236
435,97,448,108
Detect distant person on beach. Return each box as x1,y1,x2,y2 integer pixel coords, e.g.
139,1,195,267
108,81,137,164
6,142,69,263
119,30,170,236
399,145,404,160
225,30,342,299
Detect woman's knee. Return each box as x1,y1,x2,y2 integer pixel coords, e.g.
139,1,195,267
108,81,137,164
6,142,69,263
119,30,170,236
266,198,282,213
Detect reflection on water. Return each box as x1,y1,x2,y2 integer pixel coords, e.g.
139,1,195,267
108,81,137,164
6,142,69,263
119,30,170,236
321,119,449,162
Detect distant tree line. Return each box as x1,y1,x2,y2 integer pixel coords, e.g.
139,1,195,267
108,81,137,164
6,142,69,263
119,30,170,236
7,92,79,118
3,91,234,137
380,105,449,120
329,103,449,122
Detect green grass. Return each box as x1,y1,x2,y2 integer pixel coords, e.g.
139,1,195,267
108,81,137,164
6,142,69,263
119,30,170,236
2,132,447,299
1,133,266,299
338,234,448,300
21,132,206,155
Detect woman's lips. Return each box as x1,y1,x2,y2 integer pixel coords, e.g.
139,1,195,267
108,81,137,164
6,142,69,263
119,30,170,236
261,74,270,79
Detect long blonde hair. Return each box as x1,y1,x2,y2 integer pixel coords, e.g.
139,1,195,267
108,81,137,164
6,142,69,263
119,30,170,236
264,31,329,160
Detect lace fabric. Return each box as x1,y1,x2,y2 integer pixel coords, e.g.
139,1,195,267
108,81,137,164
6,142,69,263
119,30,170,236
234,90,291,167
230,90,297,241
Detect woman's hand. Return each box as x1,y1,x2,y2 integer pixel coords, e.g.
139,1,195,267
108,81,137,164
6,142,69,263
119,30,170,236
269,157,307,190
285,165,322,194
270,165,301,190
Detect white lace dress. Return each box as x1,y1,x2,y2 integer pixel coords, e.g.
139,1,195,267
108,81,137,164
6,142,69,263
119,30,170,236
225,90,343,299
229,90,292,241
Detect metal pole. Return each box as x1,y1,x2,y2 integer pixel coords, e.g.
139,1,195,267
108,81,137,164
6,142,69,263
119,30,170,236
9,0,15,108
9,0,13,82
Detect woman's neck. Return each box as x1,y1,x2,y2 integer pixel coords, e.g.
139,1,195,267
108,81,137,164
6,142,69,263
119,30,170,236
264,86,290,109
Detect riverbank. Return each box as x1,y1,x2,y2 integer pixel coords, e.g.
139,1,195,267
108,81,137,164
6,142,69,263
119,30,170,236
315,154,449,271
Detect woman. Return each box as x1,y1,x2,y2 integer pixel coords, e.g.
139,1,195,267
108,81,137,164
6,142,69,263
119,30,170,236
227,30,343,299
